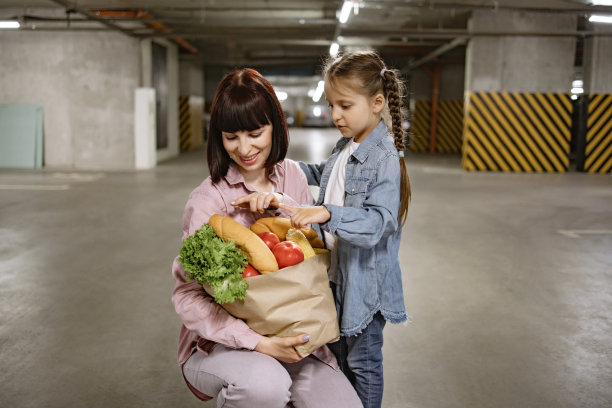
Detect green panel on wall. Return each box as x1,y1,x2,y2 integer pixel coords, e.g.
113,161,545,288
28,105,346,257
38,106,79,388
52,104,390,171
0,104,43,168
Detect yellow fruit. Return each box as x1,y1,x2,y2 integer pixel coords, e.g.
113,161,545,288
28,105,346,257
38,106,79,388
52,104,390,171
285,228,316,259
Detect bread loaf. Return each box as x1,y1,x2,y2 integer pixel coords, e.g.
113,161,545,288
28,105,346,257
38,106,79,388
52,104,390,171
209,214,278,274
250,217,324,248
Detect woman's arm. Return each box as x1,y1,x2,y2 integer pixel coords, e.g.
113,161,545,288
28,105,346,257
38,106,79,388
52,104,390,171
172,257,263,349
173,182,308,360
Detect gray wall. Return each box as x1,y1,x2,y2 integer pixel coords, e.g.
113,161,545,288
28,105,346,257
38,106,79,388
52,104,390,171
465,10,576,93
0,31,140,169
410,63,466,101
179,60,205,98
583,22,612,94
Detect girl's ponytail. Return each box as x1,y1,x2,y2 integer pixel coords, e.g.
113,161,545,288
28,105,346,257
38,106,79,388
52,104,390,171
381,68,411,226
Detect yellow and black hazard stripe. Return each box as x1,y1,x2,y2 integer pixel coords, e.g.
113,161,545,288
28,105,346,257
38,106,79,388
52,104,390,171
409,99,463,153
436,100,463,153
179,96,192,152
409,100,430,152
462,92,572,172
584,94,612,174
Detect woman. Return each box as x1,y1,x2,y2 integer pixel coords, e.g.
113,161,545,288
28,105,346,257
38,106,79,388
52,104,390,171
171,68,362,408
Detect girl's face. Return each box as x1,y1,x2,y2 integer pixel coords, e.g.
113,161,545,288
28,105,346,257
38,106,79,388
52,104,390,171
222,124,273,174
324,77,385,143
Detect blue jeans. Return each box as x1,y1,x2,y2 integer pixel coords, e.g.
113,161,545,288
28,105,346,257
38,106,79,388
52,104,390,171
328,312,386,408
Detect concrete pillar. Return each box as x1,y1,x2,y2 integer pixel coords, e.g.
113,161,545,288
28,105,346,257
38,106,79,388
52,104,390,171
462,10,577,172
465,10,576,93
582,22,612,94
578,22,612,174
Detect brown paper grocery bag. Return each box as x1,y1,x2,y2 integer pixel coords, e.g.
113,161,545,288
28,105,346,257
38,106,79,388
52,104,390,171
205,252,339,358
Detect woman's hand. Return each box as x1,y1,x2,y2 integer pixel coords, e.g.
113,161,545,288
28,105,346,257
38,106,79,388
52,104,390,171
279,204,330,229
231,192,283,214
254,334,310,363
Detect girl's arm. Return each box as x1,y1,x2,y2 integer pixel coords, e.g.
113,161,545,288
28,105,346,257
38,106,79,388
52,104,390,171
284,153,401,248
298,160,327,187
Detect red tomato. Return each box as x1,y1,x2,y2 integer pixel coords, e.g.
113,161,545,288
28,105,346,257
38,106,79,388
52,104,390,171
242,264,260,278
258,232,280,252
272,241,304,269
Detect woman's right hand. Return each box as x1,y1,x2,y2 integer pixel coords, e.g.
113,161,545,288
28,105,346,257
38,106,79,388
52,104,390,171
254,334,310,363
232,192,284,214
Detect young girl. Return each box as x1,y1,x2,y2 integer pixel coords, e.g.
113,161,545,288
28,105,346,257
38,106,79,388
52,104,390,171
279,51,411,408
171,68,362,408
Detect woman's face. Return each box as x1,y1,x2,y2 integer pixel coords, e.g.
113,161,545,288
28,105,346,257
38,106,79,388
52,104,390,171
222,124,273,174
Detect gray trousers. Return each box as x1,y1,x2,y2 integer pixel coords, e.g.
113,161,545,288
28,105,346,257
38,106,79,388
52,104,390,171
183,344,363,408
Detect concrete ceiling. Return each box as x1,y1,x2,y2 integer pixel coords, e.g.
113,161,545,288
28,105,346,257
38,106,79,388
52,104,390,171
1,0,611,76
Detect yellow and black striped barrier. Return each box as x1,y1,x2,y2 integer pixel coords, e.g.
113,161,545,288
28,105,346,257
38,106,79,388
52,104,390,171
584,94,612,174
179,96,192,152
409,99,463,153
437,100,463,153
410,100,430,152
462,92,573,172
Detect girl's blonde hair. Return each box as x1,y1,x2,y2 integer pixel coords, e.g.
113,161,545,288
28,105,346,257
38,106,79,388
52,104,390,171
323,50,411,226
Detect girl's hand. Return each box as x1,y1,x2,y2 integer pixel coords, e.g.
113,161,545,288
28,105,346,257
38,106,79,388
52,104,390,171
254,334,310,363
279,204,330,229
231,192,283,214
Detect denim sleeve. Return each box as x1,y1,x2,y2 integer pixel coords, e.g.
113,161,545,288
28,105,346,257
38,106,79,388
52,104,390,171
298,160,327,186
322,154,400,248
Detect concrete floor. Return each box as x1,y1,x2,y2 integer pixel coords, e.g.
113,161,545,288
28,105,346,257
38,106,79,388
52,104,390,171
1,128,611,408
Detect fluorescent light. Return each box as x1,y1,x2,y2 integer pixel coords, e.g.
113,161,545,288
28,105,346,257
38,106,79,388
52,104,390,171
591,1,612,6
312,80,324,103
329,42,339,56
571,87,584,94
339,1,352,24
275,91,288,101
589,14,612,23
0,20,20,29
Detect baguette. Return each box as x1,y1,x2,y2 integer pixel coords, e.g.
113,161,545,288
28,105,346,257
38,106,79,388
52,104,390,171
209,214,278,274
250,217,324,248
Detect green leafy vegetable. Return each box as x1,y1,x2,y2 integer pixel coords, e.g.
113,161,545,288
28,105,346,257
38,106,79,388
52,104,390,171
178,223,248,304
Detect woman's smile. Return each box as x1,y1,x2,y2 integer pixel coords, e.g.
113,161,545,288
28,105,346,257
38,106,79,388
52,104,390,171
239,152,260,165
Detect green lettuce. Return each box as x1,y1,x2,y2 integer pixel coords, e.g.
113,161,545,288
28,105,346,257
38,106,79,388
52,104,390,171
178,223,248,304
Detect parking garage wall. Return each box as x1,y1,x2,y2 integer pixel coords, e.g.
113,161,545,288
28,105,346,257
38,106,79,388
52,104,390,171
0,31,140,169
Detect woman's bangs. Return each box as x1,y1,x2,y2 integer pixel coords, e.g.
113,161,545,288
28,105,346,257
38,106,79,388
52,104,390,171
217,89,271,133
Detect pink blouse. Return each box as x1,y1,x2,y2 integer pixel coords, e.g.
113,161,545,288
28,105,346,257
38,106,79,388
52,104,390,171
171,159,337,399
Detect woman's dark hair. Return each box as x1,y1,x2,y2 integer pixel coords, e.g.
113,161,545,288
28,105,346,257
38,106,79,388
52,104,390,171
324,50,411,226
207,68,288,182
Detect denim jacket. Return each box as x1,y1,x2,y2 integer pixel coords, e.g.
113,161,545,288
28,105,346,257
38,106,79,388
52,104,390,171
300,120,407,336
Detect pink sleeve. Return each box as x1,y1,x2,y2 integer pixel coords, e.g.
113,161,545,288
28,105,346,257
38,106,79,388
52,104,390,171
171,258,262,350
182,181,226,238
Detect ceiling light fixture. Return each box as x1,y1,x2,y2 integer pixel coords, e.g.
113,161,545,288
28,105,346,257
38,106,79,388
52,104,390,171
312,80,324,103
591,1,612,6
589,14,612,23
0,20,20,29
276,91,288,101
339,1,353,24
329,42,340,56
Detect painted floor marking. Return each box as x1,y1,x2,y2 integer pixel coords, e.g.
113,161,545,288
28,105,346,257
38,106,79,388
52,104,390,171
0,184,70,191
557,229,612,238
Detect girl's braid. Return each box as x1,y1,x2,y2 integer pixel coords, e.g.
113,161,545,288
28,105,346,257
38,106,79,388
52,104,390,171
381,70,406,153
